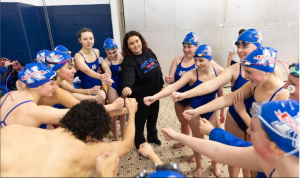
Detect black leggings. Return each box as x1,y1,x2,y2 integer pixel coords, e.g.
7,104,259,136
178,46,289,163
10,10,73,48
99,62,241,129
134,97,159,149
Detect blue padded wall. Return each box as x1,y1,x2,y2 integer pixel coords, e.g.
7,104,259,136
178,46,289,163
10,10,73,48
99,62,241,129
1,2,113,65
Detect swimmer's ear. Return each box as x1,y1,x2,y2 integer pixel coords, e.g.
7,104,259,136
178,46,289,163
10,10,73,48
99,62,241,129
271,143,285,155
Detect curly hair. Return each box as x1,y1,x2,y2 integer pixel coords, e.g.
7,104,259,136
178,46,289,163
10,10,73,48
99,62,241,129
122,31,148,57
58,100,111,141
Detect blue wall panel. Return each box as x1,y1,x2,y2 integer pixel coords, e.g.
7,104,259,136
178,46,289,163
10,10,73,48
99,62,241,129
1,2,113,65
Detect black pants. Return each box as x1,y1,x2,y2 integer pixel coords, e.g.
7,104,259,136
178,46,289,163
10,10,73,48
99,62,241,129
230,60,237,66
134,97,159,149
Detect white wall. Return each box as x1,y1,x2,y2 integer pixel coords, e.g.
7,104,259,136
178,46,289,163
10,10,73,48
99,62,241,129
123,0,299,80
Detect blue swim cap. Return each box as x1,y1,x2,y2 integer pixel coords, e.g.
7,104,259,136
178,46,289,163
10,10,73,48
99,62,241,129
54,45,71,55
103,38,118,51
194,44,212,61
251,99,299,157
236,28,262,48
182,32,199,46
147,170,186,178
45,51,73,71
241,47,277,73
35,50,50,65
18,62,56,88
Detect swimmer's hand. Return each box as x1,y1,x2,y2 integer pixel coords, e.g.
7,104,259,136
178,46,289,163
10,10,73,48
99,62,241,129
106,78,114,86
138,142,155,158
171,92,186,102
125,98,138,113
90,85,101,95
96,152,119,177
161,127,179,141
112,97,124,110
233,92,246,114
165,75,174,84
182,109,197,121
95,90,106,104
122,87,132,96
143,96,156,106
199,118,214,135
100,73,109,82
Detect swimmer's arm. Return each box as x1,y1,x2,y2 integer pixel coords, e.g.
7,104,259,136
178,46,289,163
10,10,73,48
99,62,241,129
105,109,135,157
184,64,234,99
101,59,112,78
60,80,91,95
29,106,69,125
52,87,80,108
152,69,194,101
274,65,283,81
227,52,233,67
174,132,264,172
74,53,102,80
194,81,252,115
166,57,178,84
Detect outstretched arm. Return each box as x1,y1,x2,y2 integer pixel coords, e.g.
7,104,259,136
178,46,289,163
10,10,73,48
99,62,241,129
183,81,253,120
144,69,194,105
161,127,263,172
30,106,69,126
138,142,164,165
173,64,235,101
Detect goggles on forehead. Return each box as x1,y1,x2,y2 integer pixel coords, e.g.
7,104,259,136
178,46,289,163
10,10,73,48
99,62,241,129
182,41,193,46
66,51,71,55
193,53,208,58
289,63,299,77
46,58,74,65
250,103,299,156
235,40,251,46
240,60,275,66
50,74,57,81
105,46,117,51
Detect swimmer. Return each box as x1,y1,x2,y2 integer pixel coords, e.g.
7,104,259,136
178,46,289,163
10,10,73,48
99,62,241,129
101,38,126,141
144,45,225,177
1,98,137,177
162,99,299,178
0,63,68,129
172,29,284,177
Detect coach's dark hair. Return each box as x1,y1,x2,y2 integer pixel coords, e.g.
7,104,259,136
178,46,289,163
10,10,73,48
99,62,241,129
58,100,111,141
122,31,148,57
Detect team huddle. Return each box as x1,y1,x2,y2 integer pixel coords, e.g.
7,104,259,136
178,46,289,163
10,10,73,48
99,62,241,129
1,28,299,177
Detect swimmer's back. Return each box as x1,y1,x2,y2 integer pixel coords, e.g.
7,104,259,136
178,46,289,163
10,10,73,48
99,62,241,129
1,125,96,177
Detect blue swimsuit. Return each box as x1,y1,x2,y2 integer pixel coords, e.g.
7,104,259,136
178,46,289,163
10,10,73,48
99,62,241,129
190,67,219,119
0,92,47,129
229,65,283,132
108,57,122,96
174,56,196,107
76,49,102,89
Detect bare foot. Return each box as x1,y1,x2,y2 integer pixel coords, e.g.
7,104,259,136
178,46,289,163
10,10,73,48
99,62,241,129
193,168,202,178
212,161,222,178
173,142,184,148
188,154,196,163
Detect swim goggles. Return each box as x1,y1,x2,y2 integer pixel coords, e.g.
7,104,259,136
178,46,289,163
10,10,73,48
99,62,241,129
135,163,185,178
46,57,74,65
289,63,299,77
240,60,275,66
250,102,299,156
193,53,208,57
182,41,193,46
105,47,117,51
235,40,251,46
